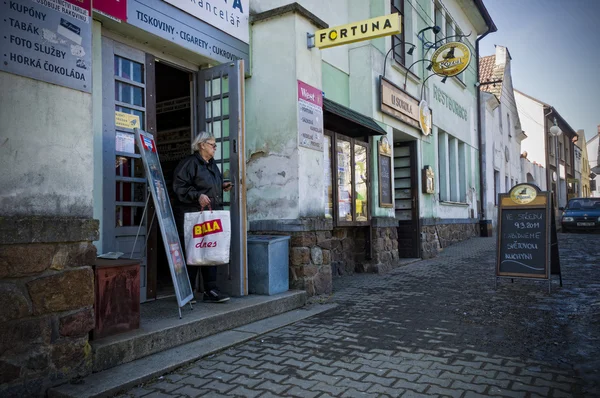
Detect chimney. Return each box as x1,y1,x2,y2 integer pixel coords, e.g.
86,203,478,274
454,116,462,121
495,46,508,66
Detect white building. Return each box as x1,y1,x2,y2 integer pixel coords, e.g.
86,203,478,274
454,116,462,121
514,90,578,210
479,46,525,229
588,128,600,197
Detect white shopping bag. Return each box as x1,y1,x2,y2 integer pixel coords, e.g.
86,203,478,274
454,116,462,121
184,210,231,265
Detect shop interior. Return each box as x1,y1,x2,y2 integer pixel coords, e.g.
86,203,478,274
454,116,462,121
153,60,193,298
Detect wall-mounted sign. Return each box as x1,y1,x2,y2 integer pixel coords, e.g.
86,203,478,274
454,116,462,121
422,165,435,194
430,42,471,77
316,14,401,49
509,183,537,205
297,80,324,151
163,0,249,44
94,0,127,22
419,100,432,136
380,76,420,129
128,0,249,73
0,0,92,92
115,111,140,129
378,137,393,208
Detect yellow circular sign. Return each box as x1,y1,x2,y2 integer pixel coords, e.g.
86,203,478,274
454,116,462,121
431,42,471,77
510,184,537,205
419,100,432,136
329,30,338,40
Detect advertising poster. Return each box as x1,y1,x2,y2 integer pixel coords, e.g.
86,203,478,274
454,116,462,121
134,128,193,309
297,80,324,151
0,0,92,92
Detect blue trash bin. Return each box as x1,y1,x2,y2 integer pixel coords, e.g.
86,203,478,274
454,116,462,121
247,235,290,295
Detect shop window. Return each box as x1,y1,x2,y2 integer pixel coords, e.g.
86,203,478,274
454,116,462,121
391,0,406,66
325,131,370,225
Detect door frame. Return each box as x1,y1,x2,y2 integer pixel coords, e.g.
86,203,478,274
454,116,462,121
396,140,421,258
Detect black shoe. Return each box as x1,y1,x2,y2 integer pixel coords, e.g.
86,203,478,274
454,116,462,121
203,289,230,303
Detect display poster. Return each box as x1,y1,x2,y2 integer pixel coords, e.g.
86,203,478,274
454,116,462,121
128,0,249,72
93,0,127,22
115,131,135,153
0,0,92,92
163,0,249,44
115,111,140,129
297,80,324,151
134,128,193,309
378,137,393,208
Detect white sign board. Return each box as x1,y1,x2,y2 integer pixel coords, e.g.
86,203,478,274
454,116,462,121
297,80,324,151
162,0,249,44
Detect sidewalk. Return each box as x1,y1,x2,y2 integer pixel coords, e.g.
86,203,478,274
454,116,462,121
116,234,599,397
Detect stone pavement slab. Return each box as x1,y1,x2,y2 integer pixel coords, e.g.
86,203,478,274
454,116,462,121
115,233,599,397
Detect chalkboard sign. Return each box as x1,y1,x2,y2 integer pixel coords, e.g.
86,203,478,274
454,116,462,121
378,139,393,208
496,183,550,279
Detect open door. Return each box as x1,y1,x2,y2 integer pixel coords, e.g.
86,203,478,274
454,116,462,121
394,141,421,258
197,61,248,297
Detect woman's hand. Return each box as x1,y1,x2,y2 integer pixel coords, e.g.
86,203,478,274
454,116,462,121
198,194,211,208
223,182,233,192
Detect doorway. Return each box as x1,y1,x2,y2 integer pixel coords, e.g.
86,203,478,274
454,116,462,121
149,60,194,299
394,141,420,258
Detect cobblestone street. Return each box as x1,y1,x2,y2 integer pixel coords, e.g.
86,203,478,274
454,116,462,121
119,233,600,398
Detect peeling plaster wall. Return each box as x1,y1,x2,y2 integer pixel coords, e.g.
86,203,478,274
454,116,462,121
0,72,93,217
246,13,300,221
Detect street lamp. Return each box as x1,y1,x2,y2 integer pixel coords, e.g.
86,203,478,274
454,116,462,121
549,118,562,213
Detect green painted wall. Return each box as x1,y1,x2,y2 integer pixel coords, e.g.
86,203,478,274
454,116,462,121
322,62,349,107
370,0,386,55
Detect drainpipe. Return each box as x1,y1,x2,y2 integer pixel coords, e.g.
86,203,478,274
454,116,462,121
476,28,494,236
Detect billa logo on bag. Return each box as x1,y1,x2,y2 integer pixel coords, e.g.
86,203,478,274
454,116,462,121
193,220,223,238
430,42,471,77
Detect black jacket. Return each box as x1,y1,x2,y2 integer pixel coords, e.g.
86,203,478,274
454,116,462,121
173,153,223,233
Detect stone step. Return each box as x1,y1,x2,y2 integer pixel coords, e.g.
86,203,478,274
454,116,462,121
48,303,336,398
91,291,307,373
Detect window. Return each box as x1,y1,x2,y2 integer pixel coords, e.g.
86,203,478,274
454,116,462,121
498,106,502,133
434,5,443,43
445,17,454,44
455,27,464,83
507,114,512,138
391,0,405,66
324,131,370,225
559,142,564,161
494,170,500,205
438,131,466,203
505,176,509,192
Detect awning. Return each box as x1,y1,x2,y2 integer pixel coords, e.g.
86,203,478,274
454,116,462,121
323,98,386,138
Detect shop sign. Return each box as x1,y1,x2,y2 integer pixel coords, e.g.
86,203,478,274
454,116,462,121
315,13,401,49
0,0,92,92
430,41,471,77
419,100,432,136
297,80,324,151
380,77,419,129
163,0,249,44
433,84,468,121
93,0,127,22
128,0,249,72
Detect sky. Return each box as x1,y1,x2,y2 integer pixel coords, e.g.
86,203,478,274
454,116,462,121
479,0,600,143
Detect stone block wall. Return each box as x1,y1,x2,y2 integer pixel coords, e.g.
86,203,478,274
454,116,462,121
0,217,99,397
421,220,479,259
330,227,367,276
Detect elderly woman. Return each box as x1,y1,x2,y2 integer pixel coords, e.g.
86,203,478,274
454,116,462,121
173,131,232,303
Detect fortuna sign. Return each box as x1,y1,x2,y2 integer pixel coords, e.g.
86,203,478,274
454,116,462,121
430,42,471,77
315,14,401,49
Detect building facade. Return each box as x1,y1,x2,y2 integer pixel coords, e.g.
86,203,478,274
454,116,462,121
0,0,494,394
514,90,577,211
588,127,600,197
479,46,525,230
577,130,591,198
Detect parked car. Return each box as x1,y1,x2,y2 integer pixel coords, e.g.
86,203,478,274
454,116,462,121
560,197,600,232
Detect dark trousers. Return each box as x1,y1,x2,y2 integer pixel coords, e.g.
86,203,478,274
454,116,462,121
188,266,217,293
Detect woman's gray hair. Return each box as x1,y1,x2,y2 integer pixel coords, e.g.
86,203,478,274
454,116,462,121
192,131,215,152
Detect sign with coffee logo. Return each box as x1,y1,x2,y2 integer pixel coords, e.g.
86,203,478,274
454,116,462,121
430,42,471,77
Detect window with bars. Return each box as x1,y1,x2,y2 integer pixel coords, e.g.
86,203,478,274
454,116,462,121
391,0,406,66
324,132,370,226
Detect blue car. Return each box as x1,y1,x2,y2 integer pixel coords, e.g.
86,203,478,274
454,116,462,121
560,197,600,232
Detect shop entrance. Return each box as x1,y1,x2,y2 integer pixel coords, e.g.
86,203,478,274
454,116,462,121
393,140,421,258
101,38,247,303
